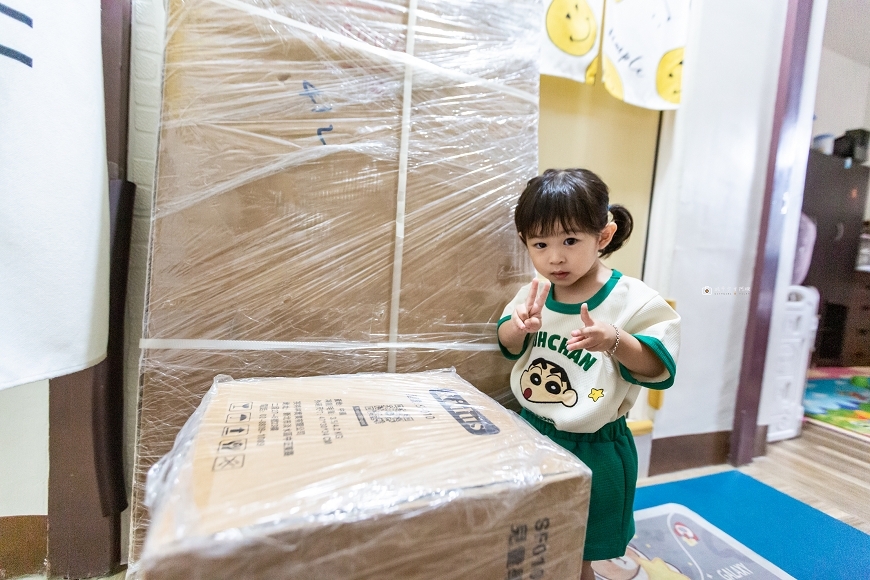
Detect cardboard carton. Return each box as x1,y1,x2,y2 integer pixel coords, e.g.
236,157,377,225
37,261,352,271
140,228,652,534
132,0,541,559
139,371,590,579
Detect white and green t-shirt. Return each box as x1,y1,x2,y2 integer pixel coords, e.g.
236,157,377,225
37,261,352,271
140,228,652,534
498,270,680,434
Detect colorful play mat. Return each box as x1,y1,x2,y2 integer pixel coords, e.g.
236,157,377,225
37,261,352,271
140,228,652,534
803,367,870,438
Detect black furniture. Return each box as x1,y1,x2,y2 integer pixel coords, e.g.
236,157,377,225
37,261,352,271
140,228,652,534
802,149,869,366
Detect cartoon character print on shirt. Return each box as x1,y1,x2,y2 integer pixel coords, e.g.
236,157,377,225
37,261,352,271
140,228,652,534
520,358,578,407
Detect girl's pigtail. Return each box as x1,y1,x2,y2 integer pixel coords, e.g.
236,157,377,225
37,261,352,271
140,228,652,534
600,204,633,258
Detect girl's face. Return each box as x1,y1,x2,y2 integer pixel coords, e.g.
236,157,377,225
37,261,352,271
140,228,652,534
524,226,614,291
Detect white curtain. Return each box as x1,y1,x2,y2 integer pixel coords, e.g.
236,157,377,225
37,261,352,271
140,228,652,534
643,0,791,438
0,0,109,390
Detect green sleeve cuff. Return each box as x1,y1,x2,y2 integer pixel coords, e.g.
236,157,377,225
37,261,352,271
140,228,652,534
497,315,530,360
618,335,676,390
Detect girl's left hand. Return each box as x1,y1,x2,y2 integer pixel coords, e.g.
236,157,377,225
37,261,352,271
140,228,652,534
566,303,617,353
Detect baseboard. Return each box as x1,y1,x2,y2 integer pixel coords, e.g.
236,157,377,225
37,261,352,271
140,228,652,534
754,424,768,458
49,365,121,579
649,431,731,476
0,515,47,578
649,426,769,475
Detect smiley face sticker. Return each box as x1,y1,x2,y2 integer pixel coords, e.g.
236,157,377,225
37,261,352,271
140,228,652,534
599,0,690,109
656,47,684,104
585,55,599,84
602,54,624,101
546,0,598,56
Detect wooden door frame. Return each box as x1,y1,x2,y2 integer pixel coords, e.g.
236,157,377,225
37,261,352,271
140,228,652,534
730,0,816,466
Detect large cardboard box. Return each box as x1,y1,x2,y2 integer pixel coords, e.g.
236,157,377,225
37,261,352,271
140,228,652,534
138,371,590,579
132,0,541,558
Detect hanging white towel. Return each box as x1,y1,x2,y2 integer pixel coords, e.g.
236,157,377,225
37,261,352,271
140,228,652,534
0,0,109,390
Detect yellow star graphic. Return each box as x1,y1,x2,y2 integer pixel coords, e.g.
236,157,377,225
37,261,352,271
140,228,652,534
588,388,604,402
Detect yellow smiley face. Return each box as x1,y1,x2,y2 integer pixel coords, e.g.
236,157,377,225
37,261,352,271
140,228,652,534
602,54,624,101
546,0,597,57
585,55,598,84
657,47,684,104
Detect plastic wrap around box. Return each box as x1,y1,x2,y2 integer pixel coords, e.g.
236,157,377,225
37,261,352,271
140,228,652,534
132,0,541,560
131,0,541,559
137,371,590,579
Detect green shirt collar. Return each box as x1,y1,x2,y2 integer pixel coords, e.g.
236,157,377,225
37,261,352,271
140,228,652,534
545,270,622,314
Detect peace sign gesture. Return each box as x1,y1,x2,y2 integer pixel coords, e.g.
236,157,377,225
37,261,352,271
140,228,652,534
512,278,551,333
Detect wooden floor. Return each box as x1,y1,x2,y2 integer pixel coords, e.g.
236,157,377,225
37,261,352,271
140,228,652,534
640,421,870,534
742,421,870,534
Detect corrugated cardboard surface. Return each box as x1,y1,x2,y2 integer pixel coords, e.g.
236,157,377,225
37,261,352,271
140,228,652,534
132,0,540,560
140,371,589,579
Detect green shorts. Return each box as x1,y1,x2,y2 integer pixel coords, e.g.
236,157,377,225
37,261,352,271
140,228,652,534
520,409,637,561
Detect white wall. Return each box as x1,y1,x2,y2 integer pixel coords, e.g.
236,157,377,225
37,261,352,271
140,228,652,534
0,381,49,516
812,46,870,220
644,0,790,439
812,47,870,140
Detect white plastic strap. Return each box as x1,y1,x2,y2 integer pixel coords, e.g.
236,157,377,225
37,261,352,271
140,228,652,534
139,339,499,352
208,0,536,105
387,0,418,373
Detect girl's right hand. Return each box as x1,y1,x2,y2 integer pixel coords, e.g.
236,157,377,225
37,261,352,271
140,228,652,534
512,278,551,333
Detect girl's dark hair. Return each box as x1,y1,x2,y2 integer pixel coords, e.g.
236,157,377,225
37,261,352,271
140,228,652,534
514,168,633,258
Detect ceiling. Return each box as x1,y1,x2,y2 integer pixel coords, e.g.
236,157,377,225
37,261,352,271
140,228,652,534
822,0,870,65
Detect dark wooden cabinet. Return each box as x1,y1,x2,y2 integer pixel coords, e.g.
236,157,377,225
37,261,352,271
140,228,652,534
801,149,869,366
842,271,870,366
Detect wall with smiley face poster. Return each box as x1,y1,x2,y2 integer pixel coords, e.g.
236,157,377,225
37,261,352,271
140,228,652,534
602,0,691,110
541,0,605,84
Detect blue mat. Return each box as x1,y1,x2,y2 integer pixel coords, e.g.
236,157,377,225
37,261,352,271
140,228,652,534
634,471,870,579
